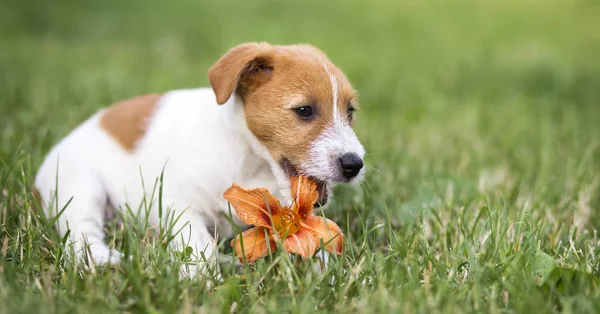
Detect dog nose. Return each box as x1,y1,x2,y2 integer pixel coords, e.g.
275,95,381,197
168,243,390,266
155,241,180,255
339,153,364,179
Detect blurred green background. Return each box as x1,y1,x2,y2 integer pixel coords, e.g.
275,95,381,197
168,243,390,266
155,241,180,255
2,0,598,222
1,0,600,312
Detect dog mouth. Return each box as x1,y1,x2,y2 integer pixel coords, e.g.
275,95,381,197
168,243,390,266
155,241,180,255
280,159,328,207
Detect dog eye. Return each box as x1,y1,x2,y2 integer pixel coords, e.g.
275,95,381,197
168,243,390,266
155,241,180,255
347,106,356,121
293,106,314,120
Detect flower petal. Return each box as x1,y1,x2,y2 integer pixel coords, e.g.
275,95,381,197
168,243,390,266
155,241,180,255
301,216,344,254
290,176,319,220
283,229,319,259
224,184,283,227
230,227,277,263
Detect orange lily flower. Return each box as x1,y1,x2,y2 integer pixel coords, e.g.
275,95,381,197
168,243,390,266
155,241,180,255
224,176,344,263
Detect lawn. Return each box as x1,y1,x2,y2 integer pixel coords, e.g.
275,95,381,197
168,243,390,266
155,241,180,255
1,0,600,313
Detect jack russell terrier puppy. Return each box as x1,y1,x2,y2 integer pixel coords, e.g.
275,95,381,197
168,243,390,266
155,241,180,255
35,42,365,277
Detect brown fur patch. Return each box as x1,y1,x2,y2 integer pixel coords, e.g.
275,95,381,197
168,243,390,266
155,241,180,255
100,94,162,151
208,43,275,105
208,43,358,166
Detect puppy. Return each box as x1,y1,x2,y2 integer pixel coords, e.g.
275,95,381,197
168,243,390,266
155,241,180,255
35,42,365,277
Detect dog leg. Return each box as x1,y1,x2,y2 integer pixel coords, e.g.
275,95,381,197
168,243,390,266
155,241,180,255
161,206,221,283
37,169,121,266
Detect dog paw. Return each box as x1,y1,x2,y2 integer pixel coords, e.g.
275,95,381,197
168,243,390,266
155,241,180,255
313,251,340,285
82,245,122,266
179,263,222,288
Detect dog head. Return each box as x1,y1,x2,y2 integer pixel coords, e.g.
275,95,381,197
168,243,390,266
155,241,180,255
208,42,365,206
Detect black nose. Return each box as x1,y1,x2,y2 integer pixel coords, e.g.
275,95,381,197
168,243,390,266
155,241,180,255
339,153,364,179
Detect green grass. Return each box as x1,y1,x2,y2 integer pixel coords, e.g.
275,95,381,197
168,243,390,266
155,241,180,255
1,0,600,312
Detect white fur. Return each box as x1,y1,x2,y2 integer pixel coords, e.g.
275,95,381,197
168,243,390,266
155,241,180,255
35,89,283,275
302,121,366,183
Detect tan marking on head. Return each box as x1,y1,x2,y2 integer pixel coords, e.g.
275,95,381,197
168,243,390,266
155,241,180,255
100,94,162,151
208,43,275,105
208,42,358,167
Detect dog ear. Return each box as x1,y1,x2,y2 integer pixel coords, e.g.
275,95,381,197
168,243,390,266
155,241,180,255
208,42,275,105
